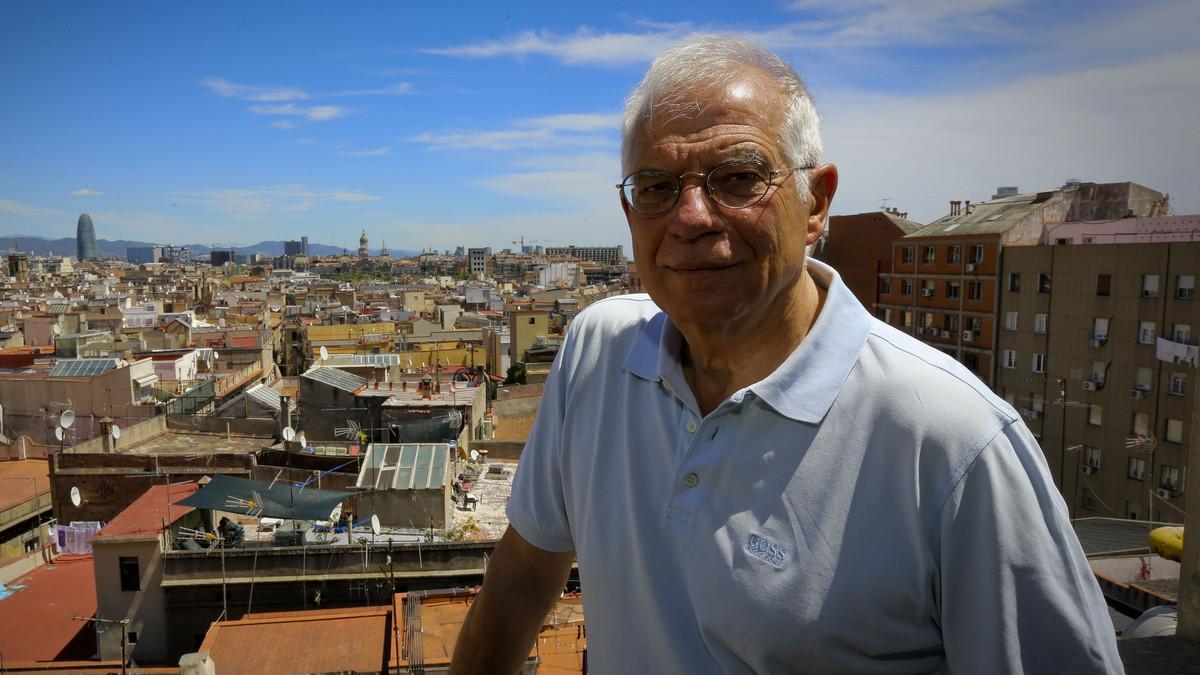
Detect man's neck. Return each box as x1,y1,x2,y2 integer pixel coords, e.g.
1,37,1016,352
678,270,826,416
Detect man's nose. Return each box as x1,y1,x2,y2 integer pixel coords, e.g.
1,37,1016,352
669,182,722,237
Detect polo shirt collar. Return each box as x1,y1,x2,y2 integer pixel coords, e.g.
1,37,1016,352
622,259,872,423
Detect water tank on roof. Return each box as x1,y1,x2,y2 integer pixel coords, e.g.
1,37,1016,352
992,186,1019,199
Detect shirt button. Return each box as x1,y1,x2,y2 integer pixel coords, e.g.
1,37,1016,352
686,420,698,433
682,472,700,488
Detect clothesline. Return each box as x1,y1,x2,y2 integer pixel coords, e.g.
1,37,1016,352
1155,337,1198,367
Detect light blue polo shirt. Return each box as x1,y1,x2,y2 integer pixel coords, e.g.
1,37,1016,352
507,260,1122,674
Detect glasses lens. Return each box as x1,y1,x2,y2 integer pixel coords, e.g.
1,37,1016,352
625,171,678,214
710,161,771,207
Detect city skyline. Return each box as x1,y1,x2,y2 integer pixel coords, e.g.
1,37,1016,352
1,0,1197,252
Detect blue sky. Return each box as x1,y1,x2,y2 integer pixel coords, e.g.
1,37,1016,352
1,1,1197,253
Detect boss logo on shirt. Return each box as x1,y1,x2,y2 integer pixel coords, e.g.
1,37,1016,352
746,533,789,569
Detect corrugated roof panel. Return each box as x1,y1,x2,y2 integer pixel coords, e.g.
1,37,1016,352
429,445,447,487
301,366,366,393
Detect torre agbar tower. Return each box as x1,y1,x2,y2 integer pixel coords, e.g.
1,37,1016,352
76,213,98,260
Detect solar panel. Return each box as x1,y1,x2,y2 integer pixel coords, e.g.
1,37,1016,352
301,366,366,393
49,358,121,378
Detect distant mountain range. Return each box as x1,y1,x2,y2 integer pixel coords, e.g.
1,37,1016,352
0,236,418,260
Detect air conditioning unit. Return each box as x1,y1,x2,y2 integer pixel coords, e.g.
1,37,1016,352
1081,465,1097,475
962,330,974,341
1089,337,1106,347
1156,488,1174,500
1142,289,1157,298
1131,388,1148,399
1081,380,1098,391
965,263,976,272
940,330,951,338
921,289,933,297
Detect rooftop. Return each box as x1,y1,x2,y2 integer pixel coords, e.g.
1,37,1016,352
92,481,198,542
0,458,50,512
0,555,96,662
120,430,269,455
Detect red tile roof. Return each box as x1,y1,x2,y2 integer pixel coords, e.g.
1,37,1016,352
92,482,199,543
199,605,393,673
0,555,97,662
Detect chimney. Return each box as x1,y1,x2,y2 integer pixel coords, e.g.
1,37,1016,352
964,200,972,215
950,201,961,216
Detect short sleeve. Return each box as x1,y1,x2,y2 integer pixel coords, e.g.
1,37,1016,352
938,422,1124,674
505,336,576,554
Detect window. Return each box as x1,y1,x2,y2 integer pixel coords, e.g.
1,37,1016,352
1168,372,1187,396
528,317,536,324
963,352,980,371
969,245,984,265
1128,457,1145,481
1178,274,1195,299
1174,323,1192,343
1032,353,1046,373
1037,273,1051,293
946,281,960,299
943,314,959,332
1088,404,1102,426
969,317,983,333
921,280,935,297
879,278,892,295
1096,274,1111,296
880,308,894,324
1139,321,1156,345
1008,272,1021,292
900,279,913,296
1081,490,1097,511
921,311,935,329
119,556,140,592
1135,367,1153,392
1161,465,1181,491
901,246,914,264
1090,361,1107,385
923,246,936,264
902,310,913,328
1003,349,1016,369
947,245,961,264
1166,418,1184,444
1093,317,1109,342
1142,274,1159,298
1005,311,1018,331
1031,394,1045,415
1083,446,1101,469
1034,313,1048,334
968,281,982,300
1133,412,1150,436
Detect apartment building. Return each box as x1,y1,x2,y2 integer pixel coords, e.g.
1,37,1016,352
996,242,1199,523
877,182,1168,386
819,209,923,315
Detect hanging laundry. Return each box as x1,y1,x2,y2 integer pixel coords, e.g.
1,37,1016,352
1156,337,1188,364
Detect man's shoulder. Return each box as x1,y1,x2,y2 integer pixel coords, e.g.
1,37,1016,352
570,293,664,337
859,318,1019,429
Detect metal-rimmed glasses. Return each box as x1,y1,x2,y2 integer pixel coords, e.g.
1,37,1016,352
616,158,811,216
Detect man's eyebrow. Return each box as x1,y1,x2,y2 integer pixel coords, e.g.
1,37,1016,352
726,149,768,164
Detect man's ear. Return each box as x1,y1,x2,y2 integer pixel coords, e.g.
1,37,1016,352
806,164,839,245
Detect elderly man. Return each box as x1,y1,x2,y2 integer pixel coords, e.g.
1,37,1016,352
451,35,1122,674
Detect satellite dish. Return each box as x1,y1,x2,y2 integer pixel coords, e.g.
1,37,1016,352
52,324,62,336
370,514,381,536
110,424,121,440
212,351,220,361
329,503,343,522
296,432,306,448
70,486,81,507
469,449,479,461
59,410,75,429
282,426,296,442
55,427,65,441
319,346,329,361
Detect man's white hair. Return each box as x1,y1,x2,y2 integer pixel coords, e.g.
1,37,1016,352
621,34,823,196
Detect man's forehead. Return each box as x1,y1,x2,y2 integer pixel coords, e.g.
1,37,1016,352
631,69,786,147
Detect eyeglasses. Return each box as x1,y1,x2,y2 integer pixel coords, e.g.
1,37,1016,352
616,158,811,216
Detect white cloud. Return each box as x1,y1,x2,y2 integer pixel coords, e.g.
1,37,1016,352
70,188,104,197
249,103,349,122
424,27,684,65
291,138,318,145
515,113,620,132
167,185,383,219
821,50,1200,222
270,120,297,129
200,77,310,102
0,198,68,219
330,82,413,96
337,146,391,157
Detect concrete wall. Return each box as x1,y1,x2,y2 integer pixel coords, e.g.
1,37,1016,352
357,487,450,529
93,539,169,663
70,415,167,454
468,440,525,460
166,415,278,438
493,393,541,419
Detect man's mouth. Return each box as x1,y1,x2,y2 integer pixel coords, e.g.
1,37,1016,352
667,262,738,272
